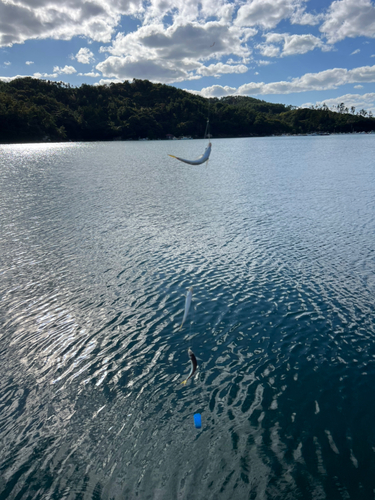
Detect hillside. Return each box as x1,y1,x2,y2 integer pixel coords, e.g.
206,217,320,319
0,78,374,143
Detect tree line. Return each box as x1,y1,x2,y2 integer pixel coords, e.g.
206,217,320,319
309,101,373,117
0,77,374,144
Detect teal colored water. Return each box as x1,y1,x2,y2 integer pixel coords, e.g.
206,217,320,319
0,136,375,499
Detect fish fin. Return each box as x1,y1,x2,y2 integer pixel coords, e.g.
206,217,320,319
168,154,177,159
181,380,187,385
179,323,183,330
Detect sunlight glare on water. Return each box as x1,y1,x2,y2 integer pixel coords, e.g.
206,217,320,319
1,136,375,499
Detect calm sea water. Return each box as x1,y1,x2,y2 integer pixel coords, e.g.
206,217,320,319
1,135,375,500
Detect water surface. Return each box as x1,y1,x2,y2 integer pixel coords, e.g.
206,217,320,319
1,136,375,499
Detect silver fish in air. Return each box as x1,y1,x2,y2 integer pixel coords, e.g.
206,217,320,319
181,348,198,385
179,286,193,330
169,143,211,165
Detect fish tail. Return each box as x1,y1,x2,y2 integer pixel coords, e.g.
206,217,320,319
168,154,177,159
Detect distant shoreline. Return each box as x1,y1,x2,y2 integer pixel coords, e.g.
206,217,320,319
1,130,375,147
1,78,375,144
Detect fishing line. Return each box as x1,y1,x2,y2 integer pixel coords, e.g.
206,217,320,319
204,98,211,142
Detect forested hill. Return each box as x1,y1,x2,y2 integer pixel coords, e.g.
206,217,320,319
1,77,374,143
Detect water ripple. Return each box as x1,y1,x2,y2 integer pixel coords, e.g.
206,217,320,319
1,137,375,498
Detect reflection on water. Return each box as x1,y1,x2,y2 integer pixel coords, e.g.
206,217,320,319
1,136,375,499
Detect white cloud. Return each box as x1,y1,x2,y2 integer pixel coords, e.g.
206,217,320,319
78,71,101,77
53,65,77,74
97,55,192,82
195,64,375,97
143,0,234,24
1,0,375,94
4,61,11,65
0,0,372,65
196,62,248,77
102,22,251,61
257,44,281,58
95,78,122,86
0,0,143,47
0,74,25,82
75,48,95,64
257,33,327,58
351,49,361,55
354,84,364,88
0,0,250,51
292,8,323,26
33,72,58,78
97,21,253,83
234,0,320,29
0,73,63,81
187,84,237,97
25,61,34,65
320,0,375,44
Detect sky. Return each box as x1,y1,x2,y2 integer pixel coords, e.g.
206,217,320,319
1,0,375,113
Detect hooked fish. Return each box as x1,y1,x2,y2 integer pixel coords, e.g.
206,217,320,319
168,142,211,165
179,286,193,330
181,348,198,385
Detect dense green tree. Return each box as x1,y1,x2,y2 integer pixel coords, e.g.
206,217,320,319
0,78,374,144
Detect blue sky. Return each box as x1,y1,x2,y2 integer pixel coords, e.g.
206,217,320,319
1,0,375,113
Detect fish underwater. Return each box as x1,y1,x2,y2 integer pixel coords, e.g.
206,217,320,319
179,286,193,330
181,348,198,385
169,142,211,165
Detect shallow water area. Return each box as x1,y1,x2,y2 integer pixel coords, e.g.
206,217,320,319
1,135,375,499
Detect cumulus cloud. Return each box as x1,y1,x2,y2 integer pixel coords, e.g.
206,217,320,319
4,61,11,65
143,0,234,24
78,71,101,77
257,32,328,58
96,78,122,86
320,0,375,44
195,64,375,97
0,0,324,53
257,43,281,58
187,84,237,97
234,0,320,29
102,22,251,61
0,0,246,50
196,62,248,77
0,0,373,58
75,48,95,64
33,71,58,78
97,55,200,82
25,61,34,65
97,21,253,83
351,49,361,55
292,8,324,25
0,74,29,82
53,65,77,74
2,0,375,96
0,0,143,47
